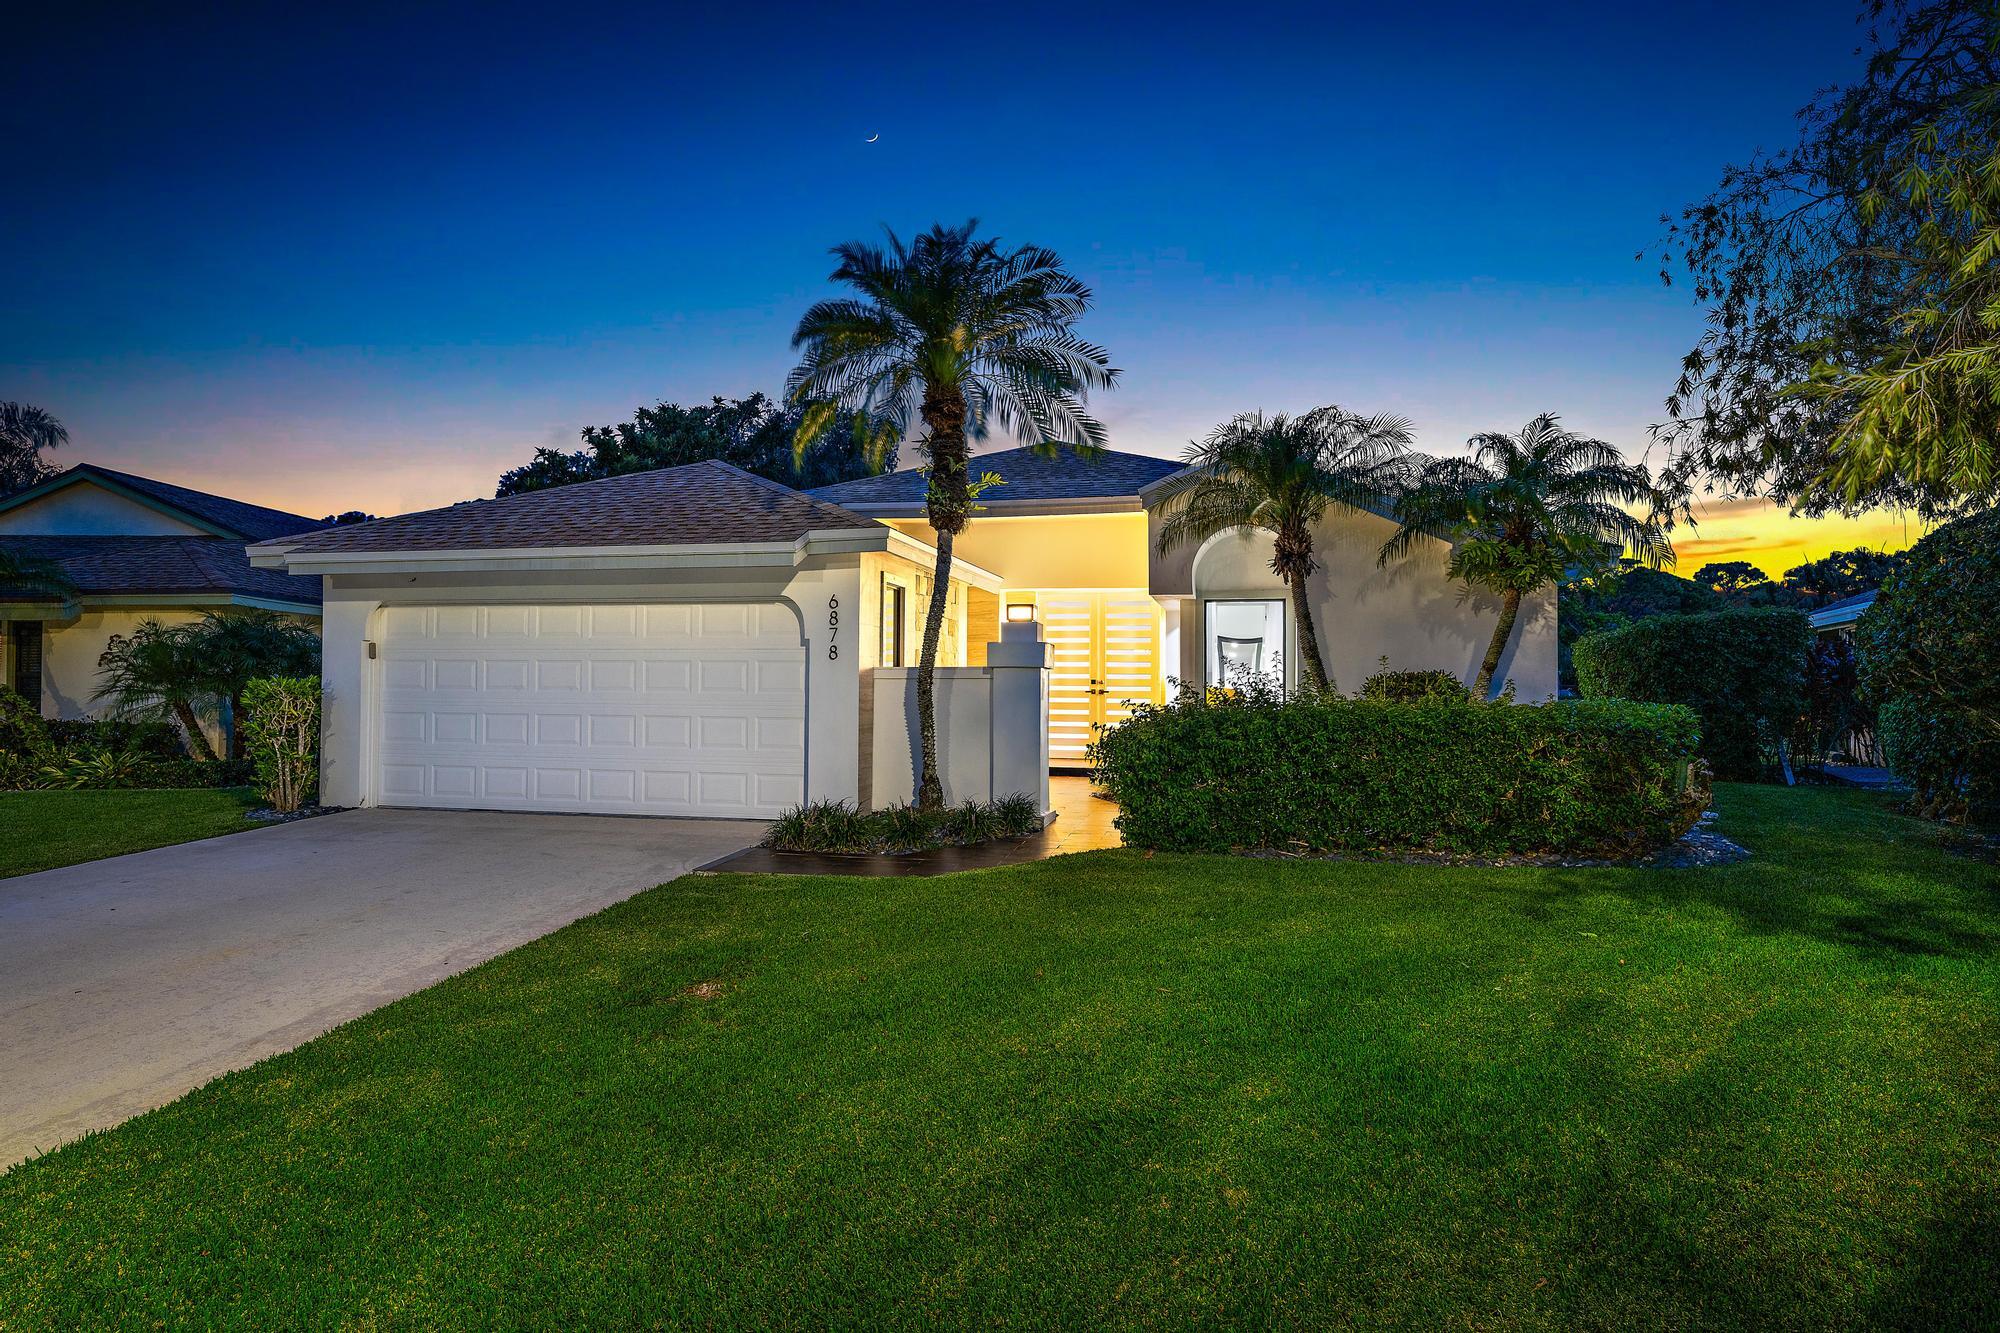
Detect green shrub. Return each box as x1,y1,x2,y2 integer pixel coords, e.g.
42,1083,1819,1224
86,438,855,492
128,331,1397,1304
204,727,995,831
1357,661,1471,703
1793,633,1873,768
0,685,50,761
764,795,1043,854
240,676,321,812
1856,508,2000,819
1878,695,1998,823
44,716,184,760
1573,607,1810,780
1090,686,1704,857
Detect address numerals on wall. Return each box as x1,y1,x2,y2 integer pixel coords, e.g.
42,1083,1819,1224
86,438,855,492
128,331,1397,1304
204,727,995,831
827,594,840,660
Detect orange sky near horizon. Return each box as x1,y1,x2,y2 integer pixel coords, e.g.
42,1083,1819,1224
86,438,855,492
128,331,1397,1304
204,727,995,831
1670,494,1929,579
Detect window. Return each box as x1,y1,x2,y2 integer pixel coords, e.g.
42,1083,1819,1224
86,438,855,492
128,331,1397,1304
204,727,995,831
10,622,44,710
881,576,906,667
1204,599,1285,687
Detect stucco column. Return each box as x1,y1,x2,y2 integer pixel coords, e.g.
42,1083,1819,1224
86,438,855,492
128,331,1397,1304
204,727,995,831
787,561,862,807
317,592,379,808
986,620,1051,822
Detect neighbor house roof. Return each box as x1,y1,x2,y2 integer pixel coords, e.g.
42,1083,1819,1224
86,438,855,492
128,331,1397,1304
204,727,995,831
1809,590,1878,632
0,463,324,541
257,460,884,555
0,535,323,607
809,446,1189,513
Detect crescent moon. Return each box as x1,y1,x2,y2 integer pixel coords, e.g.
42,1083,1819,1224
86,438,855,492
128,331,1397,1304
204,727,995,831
865,133,880,143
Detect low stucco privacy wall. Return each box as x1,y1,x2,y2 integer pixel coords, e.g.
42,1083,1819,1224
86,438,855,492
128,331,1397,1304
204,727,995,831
866,621,1052,816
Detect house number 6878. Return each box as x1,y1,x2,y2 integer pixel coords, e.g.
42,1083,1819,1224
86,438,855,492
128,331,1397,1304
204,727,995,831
827,595,839,660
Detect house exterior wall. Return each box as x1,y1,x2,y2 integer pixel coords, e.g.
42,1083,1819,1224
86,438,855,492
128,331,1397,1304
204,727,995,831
886,512,1150,589
40,607,239,751
0,483,212,536
1151,505,1559,701
314,561,863,810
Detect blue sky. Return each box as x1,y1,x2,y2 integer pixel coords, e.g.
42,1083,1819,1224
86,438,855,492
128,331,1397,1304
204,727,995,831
2,1,1919,570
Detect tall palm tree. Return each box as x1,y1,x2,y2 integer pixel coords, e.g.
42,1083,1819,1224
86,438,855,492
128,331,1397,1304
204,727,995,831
0,402,68,495
1379,413,1672,699
788,221,1118,807
1153,408,1413,694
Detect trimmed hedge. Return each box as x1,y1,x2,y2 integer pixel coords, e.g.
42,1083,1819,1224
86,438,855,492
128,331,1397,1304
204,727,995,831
1357,664,1471,703
1572,607,1810,780
1090,691,1705,857
1878,695,1998,823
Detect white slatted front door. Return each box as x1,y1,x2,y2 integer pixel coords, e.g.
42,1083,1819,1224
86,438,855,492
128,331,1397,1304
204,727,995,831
374,602,805,818
1021,590,1163,767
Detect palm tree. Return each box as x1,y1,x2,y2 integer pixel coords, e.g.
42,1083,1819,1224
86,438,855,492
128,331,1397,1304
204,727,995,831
0,548,76,602
96,620,220,761
1153,408,1413,694
1379,413,1672,699
787,221,1118,807
0,402,68,495
195,610,321,758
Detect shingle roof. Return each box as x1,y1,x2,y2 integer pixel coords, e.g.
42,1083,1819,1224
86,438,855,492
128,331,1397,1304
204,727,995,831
0,535,323,605
808,446,1189,509
64,464,325,540
263,460,883,555
1808,590,1878,630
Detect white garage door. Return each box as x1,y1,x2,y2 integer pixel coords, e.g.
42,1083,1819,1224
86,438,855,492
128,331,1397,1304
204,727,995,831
375,602,805,818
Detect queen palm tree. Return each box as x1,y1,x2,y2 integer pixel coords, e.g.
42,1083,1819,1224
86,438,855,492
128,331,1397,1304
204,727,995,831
1152,408,1413,694
1379,413,1672,699
96,620,220,761
0,402,68,495
195,610,322,758
787,221,1118,807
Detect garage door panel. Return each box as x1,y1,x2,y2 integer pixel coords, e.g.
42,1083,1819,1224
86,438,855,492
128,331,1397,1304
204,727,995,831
377,601,804,818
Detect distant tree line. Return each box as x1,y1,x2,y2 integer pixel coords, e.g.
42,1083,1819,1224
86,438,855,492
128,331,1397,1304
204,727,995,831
495,392,890,497
1557,544,1909,692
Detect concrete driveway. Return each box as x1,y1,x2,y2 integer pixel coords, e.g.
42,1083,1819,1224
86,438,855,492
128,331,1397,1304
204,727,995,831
0,808,762,1169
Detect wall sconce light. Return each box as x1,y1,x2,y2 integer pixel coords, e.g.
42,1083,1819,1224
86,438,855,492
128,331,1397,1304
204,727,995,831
1005,603,1035,622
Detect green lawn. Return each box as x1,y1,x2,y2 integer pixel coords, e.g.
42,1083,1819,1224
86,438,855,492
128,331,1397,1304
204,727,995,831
0,787,262,878
1,786,1995,1328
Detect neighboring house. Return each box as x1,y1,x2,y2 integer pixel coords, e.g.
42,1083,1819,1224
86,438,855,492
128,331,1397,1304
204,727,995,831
1808,590,1877,636
0,464,324,747
250,450,1556,820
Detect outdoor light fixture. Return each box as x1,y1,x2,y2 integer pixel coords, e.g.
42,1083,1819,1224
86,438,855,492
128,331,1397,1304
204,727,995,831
1005,603,1035,622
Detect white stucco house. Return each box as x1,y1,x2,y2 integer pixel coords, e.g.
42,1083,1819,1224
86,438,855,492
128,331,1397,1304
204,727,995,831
247,450,1556,819
0,464,325,750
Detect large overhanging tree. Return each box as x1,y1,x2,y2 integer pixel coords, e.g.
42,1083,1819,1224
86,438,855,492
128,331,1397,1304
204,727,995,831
1656,0,2000,518
787,221,1117,808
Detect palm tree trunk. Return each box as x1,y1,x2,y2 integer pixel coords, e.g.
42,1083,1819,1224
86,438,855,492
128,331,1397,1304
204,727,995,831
1474,588,1524,700
915,382,973,809
1288,574,1332,695
915,531,953,808
174,699,219,762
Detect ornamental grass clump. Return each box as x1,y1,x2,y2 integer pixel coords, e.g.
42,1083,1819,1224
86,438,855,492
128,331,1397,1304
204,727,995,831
764,795,1043,855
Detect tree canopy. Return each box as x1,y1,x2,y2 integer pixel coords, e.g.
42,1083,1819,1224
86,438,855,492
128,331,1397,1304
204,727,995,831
496,393,889,497
1657,1,2000,517
0,402,67,496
